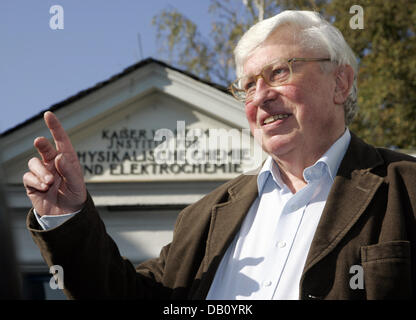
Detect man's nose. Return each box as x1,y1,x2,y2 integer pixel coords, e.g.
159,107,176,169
251,77,272,105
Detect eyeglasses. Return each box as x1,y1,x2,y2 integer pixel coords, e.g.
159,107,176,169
229,57,331,102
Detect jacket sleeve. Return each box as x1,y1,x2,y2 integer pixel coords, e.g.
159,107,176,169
26,192,173,299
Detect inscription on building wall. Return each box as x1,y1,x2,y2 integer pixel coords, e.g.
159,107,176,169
76,126,256,181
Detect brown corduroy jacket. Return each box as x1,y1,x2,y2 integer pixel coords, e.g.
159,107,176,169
27,133,416,299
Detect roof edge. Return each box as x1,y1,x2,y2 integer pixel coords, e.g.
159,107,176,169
1,58,229,137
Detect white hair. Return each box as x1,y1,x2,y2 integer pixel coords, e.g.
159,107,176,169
234,10,358,125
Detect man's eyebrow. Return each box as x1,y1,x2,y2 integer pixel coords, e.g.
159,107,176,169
243,63,268,78
243,57,289,77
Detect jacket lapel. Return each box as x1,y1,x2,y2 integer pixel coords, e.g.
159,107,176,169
193,174,258,298
301,133,384,279
205,174,258,266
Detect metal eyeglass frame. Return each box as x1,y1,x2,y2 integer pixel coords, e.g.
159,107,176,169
229,57,332,102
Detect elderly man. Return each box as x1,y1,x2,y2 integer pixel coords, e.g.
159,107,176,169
24,10,416,300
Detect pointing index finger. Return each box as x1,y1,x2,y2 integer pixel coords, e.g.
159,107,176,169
44,111,75,153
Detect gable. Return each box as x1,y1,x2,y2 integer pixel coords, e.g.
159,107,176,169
1,60,264,195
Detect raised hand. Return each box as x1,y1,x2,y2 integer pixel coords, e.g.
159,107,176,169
23,111,87,216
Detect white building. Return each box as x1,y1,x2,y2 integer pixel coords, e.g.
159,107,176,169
0,58,262,299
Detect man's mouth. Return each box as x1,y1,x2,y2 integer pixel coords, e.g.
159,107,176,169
263,114,291,125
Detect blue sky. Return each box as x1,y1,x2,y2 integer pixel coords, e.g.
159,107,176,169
0,0,212,133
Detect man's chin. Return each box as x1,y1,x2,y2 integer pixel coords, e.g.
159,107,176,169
264,140,294,160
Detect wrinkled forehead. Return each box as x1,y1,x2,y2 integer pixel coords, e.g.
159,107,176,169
242,26,304,76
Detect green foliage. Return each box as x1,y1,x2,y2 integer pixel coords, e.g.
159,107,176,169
152,0,416,148
319,0,416,148
152,8,213,81
152,0,287,84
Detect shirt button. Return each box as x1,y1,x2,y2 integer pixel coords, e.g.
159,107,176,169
262,280,272,287
277,241,286,248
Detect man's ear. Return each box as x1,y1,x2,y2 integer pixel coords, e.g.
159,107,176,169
334,65,354,105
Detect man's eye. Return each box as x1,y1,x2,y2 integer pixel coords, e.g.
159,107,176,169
244,81,256,91
271,67,288,78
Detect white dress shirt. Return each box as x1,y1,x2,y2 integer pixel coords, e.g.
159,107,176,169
35,211,78,230
206,129,351,300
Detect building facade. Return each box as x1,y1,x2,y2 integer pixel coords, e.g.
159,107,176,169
0,59,263,299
